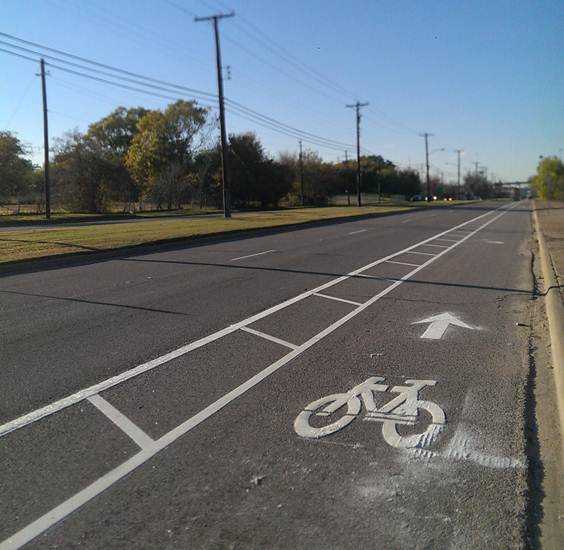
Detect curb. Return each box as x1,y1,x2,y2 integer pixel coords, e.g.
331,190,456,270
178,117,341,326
532,201,564,450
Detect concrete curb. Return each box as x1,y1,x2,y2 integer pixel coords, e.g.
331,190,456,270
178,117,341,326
532,201,564,450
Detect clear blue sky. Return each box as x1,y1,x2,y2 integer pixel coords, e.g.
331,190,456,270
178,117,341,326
1,0,563,182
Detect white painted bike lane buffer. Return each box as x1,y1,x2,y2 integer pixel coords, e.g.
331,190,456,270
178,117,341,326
0,203,519,549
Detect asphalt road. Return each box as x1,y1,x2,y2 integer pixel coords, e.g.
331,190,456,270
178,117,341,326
0,201,535,549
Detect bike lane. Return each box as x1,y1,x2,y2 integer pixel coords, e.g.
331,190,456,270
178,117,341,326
0,203,533,549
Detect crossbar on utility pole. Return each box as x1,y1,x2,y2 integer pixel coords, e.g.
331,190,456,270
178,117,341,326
195,11,234,218
346,101,368,207
420,132,433,202
40,58,51,220
454,149,463,199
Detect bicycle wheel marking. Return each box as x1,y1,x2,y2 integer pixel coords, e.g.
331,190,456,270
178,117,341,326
294,376,447,449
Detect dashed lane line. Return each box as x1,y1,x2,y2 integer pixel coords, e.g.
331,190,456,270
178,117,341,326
230,249,276,261
0,205,509,439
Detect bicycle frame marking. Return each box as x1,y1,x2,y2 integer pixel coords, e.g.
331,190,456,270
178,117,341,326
294,377,447,449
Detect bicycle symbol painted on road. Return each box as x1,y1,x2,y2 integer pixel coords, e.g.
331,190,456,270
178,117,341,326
294,377,446,449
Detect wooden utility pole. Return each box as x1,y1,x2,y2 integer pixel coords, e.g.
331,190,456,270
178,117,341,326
195,12,234,218
346,101,368,207
454,149,463,198
420,132,433,202
298,140,304,207
344,150,350,205
40,58,51,220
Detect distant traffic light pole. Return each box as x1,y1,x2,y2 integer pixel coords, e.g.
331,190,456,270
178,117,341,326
346,101,368,207
195,11,234,218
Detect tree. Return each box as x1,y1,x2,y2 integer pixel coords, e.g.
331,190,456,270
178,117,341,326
87,107,149,156
0,131,34,206
464,172,493,198
52,129,121,212
532,156,564,200
126,100,210,209
228,133,292,208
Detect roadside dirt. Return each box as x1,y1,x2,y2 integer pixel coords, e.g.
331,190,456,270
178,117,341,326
527,227,564,548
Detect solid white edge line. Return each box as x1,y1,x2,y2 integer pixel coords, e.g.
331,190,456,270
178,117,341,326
229,249,276,262
240,327,298,350
0,203,518,550
0,204,505,439
348,229,367,235
87,395,154,450
312,293,362,306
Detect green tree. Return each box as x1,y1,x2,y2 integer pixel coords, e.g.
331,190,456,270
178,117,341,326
52,130,121,212
532,156,564,200
125,100,209,209
0,131,34,206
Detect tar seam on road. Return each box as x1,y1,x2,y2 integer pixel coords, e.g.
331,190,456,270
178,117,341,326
0,204,518,550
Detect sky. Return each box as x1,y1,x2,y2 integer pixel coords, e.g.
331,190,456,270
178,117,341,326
1,0,563,183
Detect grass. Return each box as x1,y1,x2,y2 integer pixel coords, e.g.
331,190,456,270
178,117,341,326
0,201,483,264
0,205,418,264
0,207,221,225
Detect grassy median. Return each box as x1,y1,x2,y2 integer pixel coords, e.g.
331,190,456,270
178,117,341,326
1,201,482,264
0,206,422,263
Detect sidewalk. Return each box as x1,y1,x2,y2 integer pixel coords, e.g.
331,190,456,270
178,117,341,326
535,200,564,304
533,200,564,455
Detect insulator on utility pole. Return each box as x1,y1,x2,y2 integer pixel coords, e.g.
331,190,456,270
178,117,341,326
346,101,369,207
195,11,234,218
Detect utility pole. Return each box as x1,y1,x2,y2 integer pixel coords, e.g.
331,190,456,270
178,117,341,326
299,139,304,207
344,150,350,205
346,101,368,207
195,11,234,218
454,149,463,199
419,132,433,202
474,161,479,175
40,58,51,220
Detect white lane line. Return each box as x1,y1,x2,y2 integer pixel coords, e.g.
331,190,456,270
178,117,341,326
348,229,367,235
240,327,298,350
87,395,154,450
385,260,420,267
1,204,519,550
405,251,436,256
420,244,449,248
0,205,504,439
434,238,458,243
230,249,276,262
313,293,362,307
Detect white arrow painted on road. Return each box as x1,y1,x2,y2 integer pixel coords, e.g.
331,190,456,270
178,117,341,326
412,313,474,340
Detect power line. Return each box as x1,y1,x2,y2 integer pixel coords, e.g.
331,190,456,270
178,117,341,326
0,34,354,151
